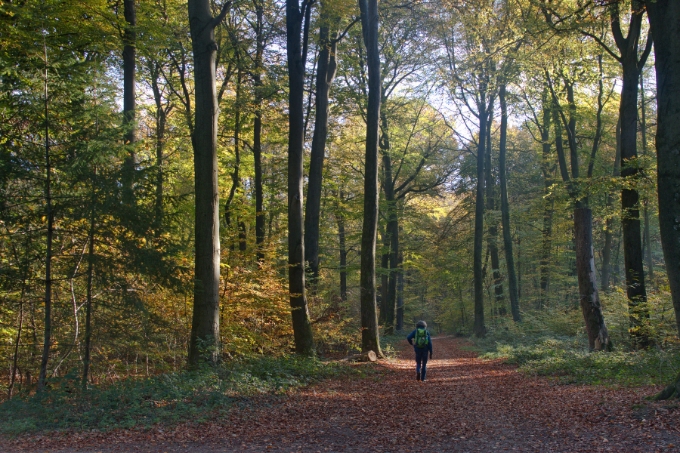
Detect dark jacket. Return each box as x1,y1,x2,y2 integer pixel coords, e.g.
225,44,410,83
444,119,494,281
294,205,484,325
407,329,433,354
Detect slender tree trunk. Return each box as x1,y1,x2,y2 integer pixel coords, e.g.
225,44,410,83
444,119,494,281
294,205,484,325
38,41,53,392
336,199,347,302
286,0,315,355
602,120,621,291
151,63,167,238
539,90,553,307
619,58,649,345
233,68,246,254
473,96,488,338
225,67,242,237
386,214,398,334
121,0,137,206
610,0,650,345
639,73,654,282
485,106,505,314
548,72,611,350
187,0,229,367
9,283,25,399
647,0,680,336
358,0,381,355
82,189,96,388
233,76,247,260
253,4,266,261
499,85,520,321
380,116,397,333
305,23,338,282
253,108,265,259
396,246,404,331
238,221,247,252
574,206,611,351
379,226,389,323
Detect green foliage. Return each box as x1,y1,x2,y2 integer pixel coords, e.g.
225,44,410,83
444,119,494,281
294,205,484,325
0,356,363,436
473,307,680,387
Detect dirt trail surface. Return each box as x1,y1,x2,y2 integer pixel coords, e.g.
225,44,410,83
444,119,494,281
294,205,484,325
3,337,680,452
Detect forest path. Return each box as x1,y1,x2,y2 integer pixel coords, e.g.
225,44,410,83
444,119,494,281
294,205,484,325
5,337,680,452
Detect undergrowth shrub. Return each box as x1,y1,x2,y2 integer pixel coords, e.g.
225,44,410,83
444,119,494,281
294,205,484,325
472,299,680,387
0,355,367,436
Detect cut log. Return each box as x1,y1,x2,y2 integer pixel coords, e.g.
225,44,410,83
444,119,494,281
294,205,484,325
361,350,378,362
343,350,378,362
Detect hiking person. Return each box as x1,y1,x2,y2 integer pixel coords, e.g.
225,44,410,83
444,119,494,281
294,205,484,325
407,320,433,381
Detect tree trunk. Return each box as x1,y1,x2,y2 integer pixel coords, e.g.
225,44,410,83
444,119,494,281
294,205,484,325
38,43,53,392
639,73,654,282
610,0,651,345
652,371,680,400
484,106,505,315
238,221,247,252
647,0,680,336
380,116,397,333
473,95,488,338
286,0,315,355
574,206,611,351
225,67,242,238
379,226,389,324
386,213,398,334
121,0,136,206
187,0,228,367
499,84,520,321
549,72,611,350
82,188,96,389
305,22,338,282
253,108,265,260
602,120,621,291
8,281,25,398
601,194,614,291
252,1,266,261
151,63,167,238
358,0,382,355
396,249,404,331
539,90,553,307
336,200,347,302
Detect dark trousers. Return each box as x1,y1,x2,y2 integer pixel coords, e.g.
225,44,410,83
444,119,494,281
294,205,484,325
415,347,429,380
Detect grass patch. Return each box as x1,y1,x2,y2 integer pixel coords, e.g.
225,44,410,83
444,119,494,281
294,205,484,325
486,340,680,386
472,308,680,387
0,355,367,436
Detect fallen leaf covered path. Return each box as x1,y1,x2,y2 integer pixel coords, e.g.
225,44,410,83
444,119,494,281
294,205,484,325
4,337,680,452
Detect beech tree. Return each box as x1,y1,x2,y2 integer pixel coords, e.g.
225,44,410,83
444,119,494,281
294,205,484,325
646,0,680,335
357,0,381,355
286,0,315,355
545,62,612,351
187,0,232,367
304,2,345,283
565,0,653,345
438,0,500,337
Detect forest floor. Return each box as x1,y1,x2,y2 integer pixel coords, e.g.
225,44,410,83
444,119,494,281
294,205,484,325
2,336,680,452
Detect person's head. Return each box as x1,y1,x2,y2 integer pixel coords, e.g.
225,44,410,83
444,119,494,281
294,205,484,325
416,320,427,329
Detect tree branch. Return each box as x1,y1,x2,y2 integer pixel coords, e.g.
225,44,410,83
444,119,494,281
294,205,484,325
210,1,233,30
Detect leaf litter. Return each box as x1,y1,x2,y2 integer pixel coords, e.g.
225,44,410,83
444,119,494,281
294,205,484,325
2,337,679,452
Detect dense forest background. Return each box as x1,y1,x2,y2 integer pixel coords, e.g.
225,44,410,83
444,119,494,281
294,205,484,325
2,0,679,402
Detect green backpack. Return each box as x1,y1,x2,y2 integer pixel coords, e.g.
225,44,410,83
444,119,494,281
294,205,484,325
414,327,428,348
